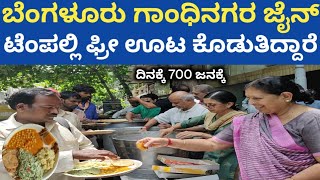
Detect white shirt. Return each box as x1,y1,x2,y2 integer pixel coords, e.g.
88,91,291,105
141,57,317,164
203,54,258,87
0,113,95,180
154,103,209,125
72,109,86,122
56,109,82,130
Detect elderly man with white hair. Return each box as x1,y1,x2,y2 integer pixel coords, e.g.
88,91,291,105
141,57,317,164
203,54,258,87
141,91,208,131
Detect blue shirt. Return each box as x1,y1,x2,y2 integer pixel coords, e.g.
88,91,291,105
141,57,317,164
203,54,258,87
78,102,99,120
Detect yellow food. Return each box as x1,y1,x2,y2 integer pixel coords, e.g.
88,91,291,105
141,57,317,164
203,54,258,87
100,166,130,174
43,132,55,146
111,159,134,167
67,160,132,176
7,129,43,155
2,149,19,174
136,141,148,151
73,160,111,170
36,147,56,171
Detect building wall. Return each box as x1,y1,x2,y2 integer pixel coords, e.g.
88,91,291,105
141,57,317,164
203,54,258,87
130,65,320,103
132,83,171,97
225,65,268,76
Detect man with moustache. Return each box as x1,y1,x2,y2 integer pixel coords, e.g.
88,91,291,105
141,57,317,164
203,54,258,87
0,88,118,180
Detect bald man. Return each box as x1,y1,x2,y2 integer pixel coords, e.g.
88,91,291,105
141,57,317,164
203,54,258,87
141,91,208,131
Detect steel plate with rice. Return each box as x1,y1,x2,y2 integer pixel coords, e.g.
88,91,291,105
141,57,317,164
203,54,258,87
2,124,59,180
64,159,142,178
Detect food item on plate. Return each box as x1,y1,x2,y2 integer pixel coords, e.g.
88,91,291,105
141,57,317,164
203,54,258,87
136,141,148,151
17,149,44,180
111,159,134,167
66,159,135,176
6,129,43,155
67,160,112,175
100,166,130,174
73,159,112,169
2,126,58,180
67,167,101,176
36,147,56,171
2,149,19,175
41,130,56,146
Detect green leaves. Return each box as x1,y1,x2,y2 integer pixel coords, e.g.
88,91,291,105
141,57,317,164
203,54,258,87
0,65,132,103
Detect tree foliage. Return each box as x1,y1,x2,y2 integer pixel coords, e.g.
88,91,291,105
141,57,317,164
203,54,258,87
0,65,132,104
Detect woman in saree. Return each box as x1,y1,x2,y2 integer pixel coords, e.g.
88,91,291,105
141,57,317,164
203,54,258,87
160,90,246,180
137,76,320,180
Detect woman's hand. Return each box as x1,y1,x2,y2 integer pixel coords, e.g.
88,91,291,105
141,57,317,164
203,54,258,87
160,127,175,137
136,137,169,148
176,131,199,139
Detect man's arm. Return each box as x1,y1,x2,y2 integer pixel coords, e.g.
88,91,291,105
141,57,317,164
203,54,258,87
72,149,119,160
127,106,142,122
126,112,135,122
131,97,157,108
66,122,119,160
142,118,158,131
143,109,173,131
67,120,96,150
160,123,182,137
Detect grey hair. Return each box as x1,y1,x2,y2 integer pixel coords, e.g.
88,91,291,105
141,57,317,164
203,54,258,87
181,93,195,101
193,84,214,93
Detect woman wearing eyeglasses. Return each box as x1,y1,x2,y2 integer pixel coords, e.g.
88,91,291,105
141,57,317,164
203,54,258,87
160,90,246,180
